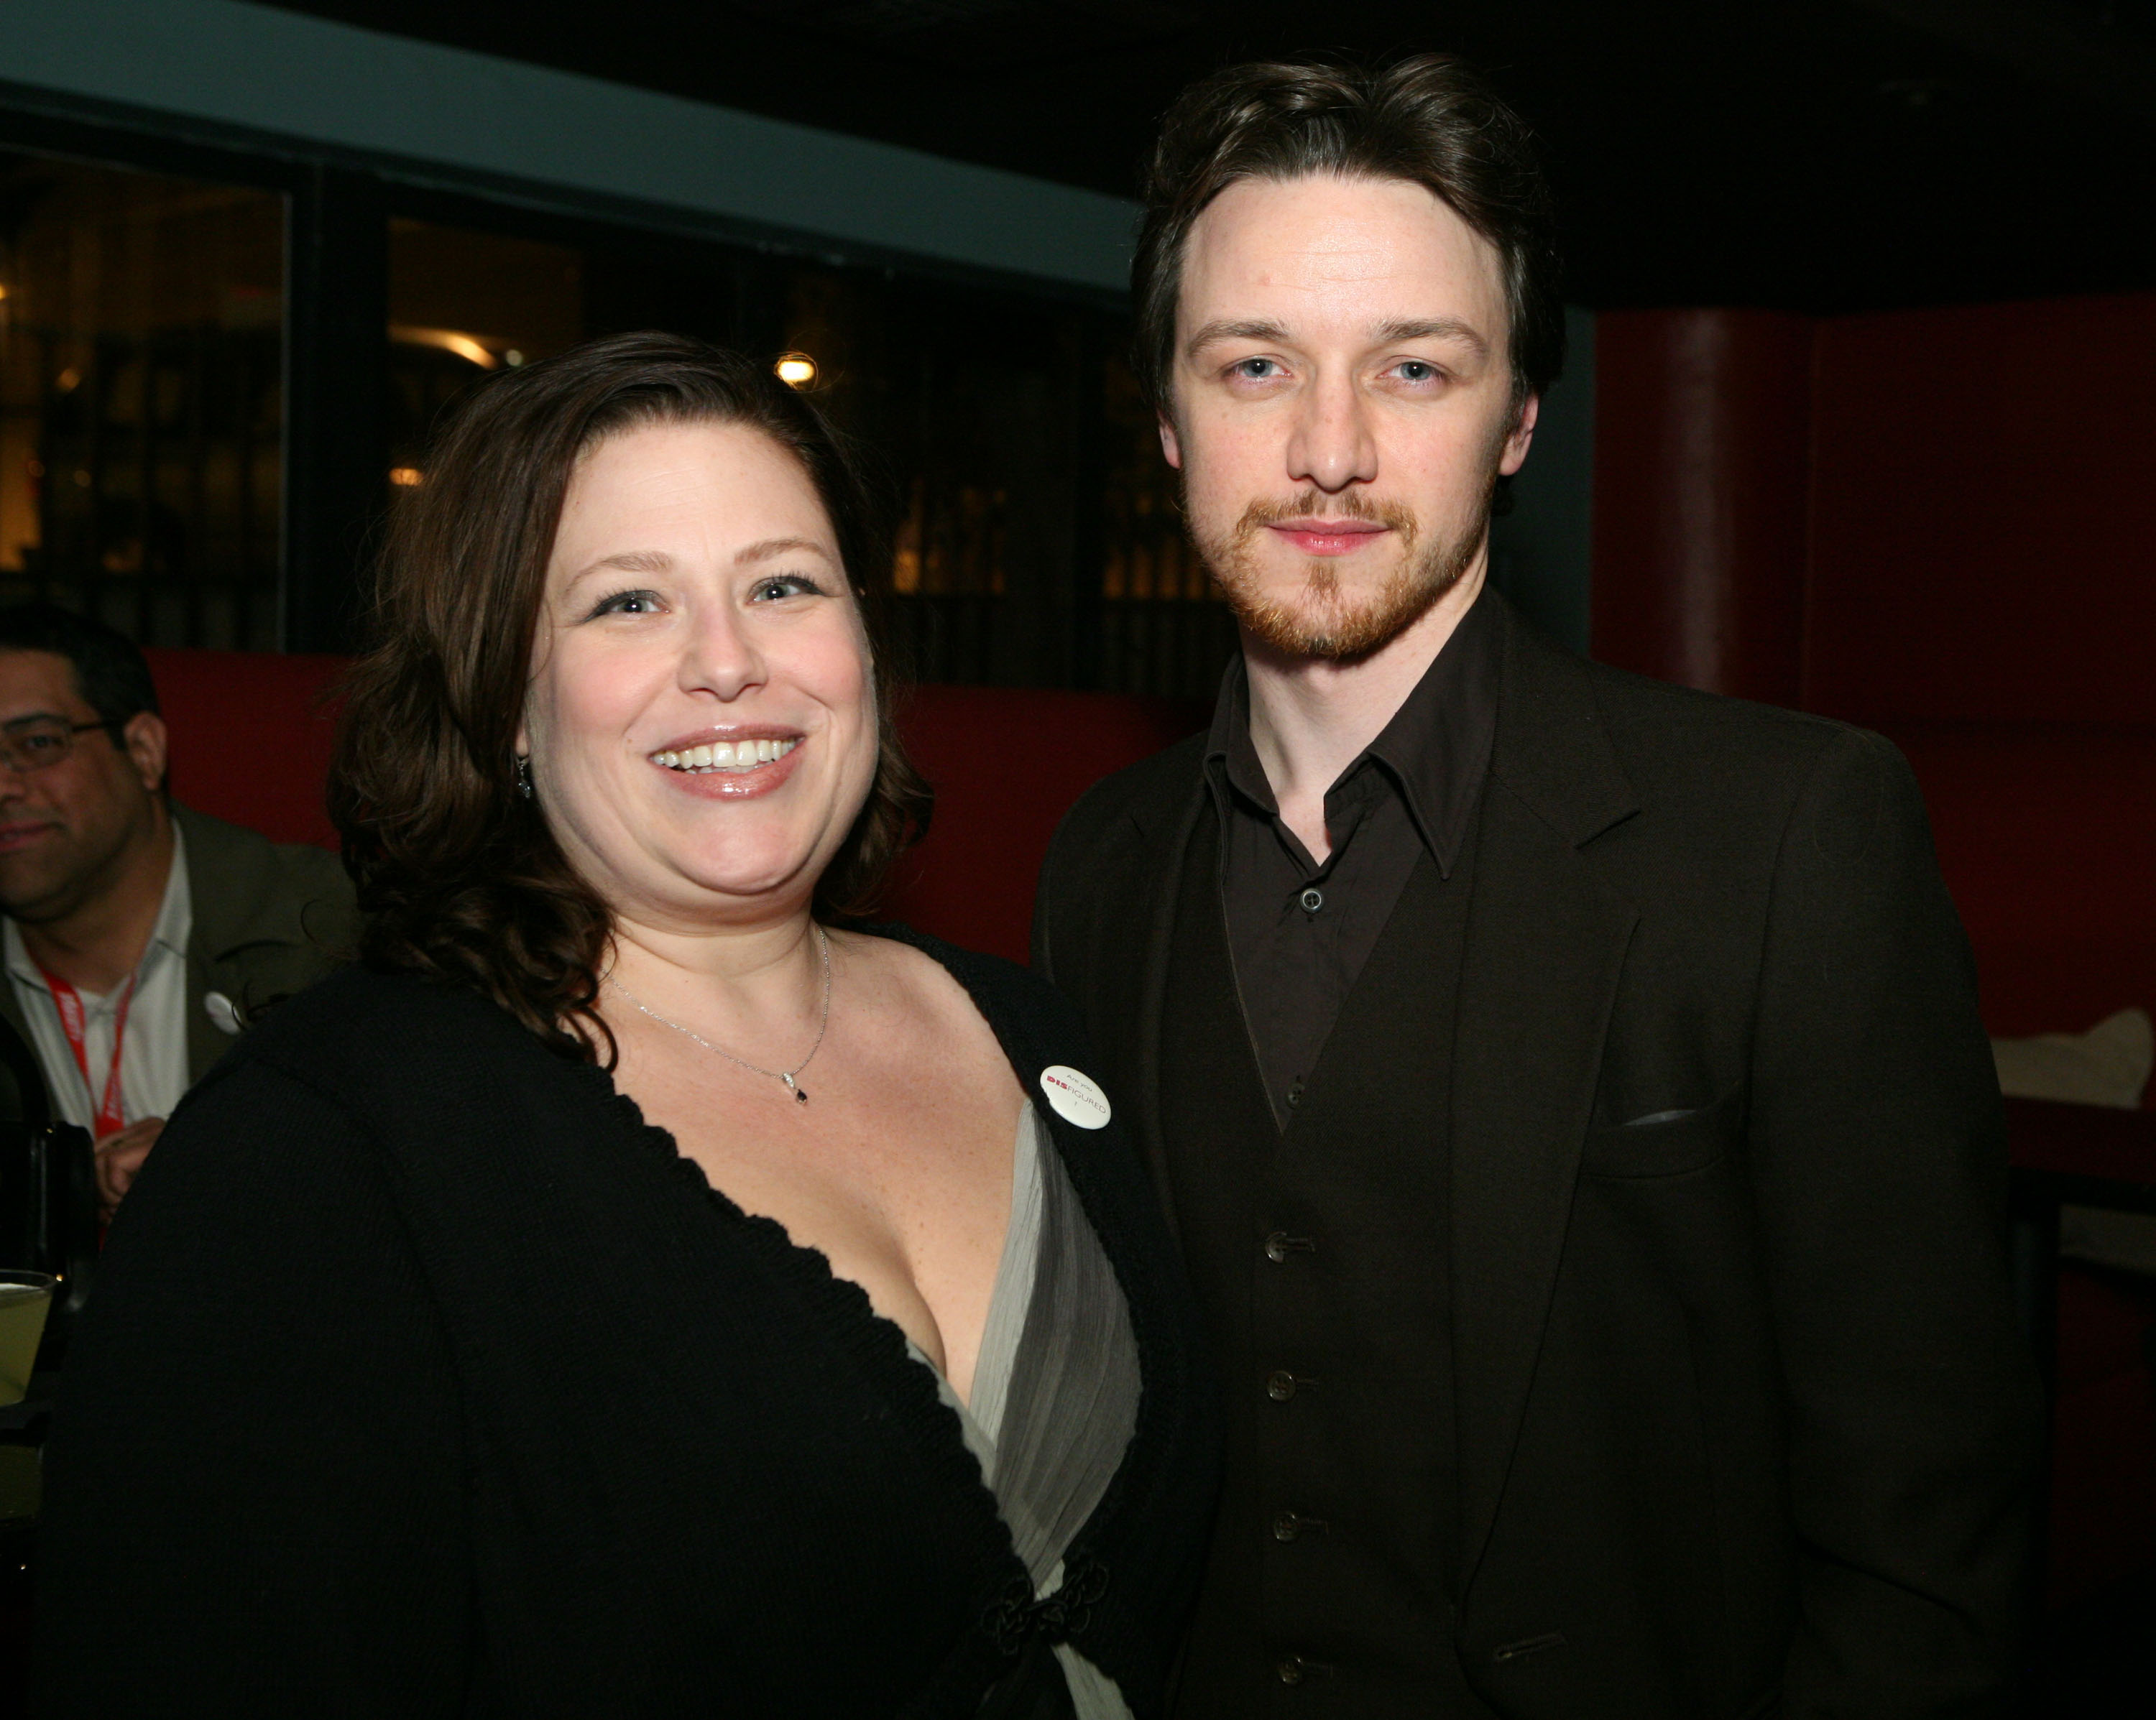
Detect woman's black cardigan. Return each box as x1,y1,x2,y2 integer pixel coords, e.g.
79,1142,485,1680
35,930,1220,1718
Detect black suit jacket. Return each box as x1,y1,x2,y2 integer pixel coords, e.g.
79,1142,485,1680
1033,598,2042,1718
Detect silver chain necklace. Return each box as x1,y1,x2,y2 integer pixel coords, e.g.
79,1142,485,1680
606,924,832,1104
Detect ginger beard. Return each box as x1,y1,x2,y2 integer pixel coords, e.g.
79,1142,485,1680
1193,473,1498,662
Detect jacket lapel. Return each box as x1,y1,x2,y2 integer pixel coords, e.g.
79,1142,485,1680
1451,604,1640,1589
178,805,251,1082
171,803,317,1082
182,949,223,1084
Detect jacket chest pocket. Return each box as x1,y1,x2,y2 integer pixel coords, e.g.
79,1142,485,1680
1580,1083,1746,1179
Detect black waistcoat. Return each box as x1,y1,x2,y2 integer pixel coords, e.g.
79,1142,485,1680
1161,804,1496,1718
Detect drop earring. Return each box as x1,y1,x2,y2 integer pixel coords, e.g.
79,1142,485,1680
515,754,534,800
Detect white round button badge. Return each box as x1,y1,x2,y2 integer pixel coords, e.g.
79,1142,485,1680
1039,1065,1111,1130
203,990,244,1037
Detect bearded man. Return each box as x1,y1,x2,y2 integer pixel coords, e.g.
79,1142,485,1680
1032,55,2040,1720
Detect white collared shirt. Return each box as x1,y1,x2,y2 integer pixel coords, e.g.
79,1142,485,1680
5,826,193,1137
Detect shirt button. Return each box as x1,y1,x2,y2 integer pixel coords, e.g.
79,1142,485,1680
1276,1658,1305,1686
1299,887,1324,913
1263,1231,1314,1263
1286,1078,1304,1108
1266,1369,1299,1401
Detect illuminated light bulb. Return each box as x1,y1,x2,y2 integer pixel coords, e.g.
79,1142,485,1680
387,324,501,367
775,353,818,388
389,466,424,487
438,332,494,367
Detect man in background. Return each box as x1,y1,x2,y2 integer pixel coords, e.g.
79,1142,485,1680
0,606,353,1213
1034,53,2040,1718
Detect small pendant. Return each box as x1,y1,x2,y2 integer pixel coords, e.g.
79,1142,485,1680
784,1075,806,1103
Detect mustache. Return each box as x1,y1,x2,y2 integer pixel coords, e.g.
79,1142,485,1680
1232,489,1418,542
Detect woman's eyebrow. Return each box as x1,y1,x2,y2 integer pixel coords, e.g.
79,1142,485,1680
570,549,673,582
736,536,836,565
561,540,834,590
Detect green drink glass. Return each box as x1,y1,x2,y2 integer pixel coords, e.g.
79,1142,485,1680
0,1272,55,1406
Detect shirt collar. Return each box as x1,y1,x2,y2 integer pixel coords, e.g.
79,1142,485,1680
151,820,193,962
1202,586,1500,877
2,918,33,991
1204,656,1278,817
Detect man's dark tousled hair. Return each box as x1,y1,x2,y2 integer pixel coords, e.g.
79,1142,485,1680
329,331,933,1065
0,604,161,729
1133,53,1563,415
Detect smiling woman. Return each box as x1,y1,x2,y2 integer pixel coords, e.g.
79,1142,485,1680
515,422,885,969
333,334,928,1053
34,334,1219,1719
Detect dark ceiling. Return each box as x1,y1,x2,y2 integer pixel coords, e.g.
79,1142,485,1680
264,1,2156,313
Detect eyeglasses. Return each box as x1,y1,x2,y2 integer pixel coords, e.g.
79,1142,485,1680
0,718,120,775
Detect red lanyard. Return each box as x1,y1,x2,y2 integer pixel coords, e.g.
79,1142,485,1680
35,964,137,1139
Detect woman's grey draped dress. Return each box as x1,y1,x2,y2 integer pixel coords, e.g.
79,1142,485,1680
909,1102,1143,1719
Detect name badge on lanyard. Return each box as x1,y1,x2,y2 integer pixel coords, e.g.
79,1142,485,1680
36,965,138,1139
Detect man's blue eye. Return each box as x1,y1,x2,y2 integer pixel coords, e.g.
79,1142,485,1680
1398,361,1438,383
1234,359,1277,379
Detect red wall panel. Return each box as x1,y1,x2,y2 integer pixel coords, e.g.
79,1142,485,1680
1881,720,2156,1040
146,647,346,850
1803,295,2156,723
882,685,1204,963
1593,309,1814,704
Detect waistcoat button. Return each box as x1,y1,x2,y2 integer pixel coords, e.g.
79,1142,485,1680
1266,1369,1299,1401
1299,887,1324,913
1276,1657,1305,1686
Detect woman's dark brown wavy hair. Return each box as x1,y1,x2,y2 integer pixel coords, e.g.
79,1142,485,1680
329,330,933,1062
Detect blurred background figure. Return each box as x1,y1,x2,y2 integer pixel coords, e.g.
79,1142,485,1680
0,606,351,1213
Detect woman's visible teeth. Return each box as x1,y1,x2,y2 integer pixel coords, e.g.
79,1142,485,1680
652,737,799,772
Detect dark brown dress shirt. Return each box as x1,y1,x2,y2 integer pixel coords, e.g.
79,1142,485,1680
1204,592,1500,1125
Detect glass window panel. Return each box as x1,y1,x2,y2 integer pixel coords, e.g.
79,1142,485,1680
766,259,1092,688
377,210,1225,697
1096,346,1235,699
386,218,583,486
771,263,1232,699
0,151,284,648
